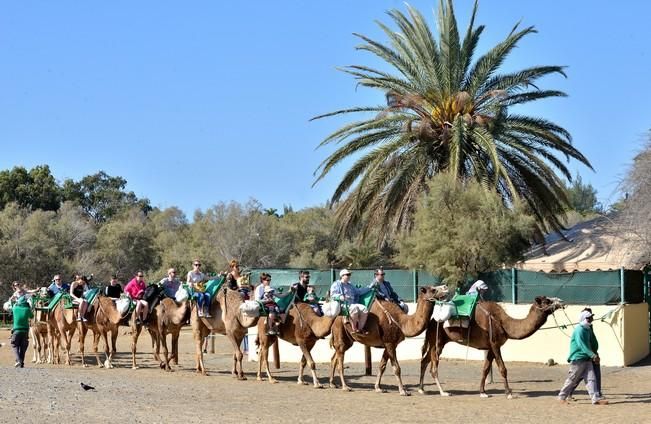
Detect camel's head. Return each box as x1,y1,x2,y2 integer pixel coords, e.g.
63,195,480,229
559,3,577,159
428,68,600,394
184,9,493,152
534,296,565,314
420,284,449,302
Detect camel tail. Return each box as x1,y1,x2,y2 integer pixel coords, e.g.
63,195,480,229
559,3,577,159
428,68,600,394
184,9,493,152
254,335,260,347
421,329,432,360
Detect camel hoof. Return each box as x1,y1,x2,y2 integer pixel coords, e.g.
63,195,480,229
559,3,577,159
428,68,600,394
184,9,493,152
441,392,451,397
417,389,426,395
269,379,278,384
507,393,514,399
329,383,337,389
343,386,352,392
82,364,88,368
132,366,139,370
479,393,490,398
238,375,247,381
375,388,386,393
314,384,324,389
257,376,263,381
298,380,309,386
400,391,411,397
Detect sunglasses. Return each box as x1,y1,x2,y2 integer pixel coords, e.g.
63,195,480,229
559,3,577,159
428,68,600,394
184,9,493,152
137,275,144,278
377,273,385,276
54,279,61,281
194,263,201,266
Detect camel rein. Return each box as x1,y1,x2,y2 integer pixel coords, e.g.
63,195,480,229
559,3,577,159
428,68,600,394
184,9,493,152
375,299,399,327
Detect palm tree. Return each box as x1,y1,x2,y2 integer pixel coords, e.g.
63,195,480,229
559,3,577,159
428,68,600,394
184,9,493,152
312,0,592,242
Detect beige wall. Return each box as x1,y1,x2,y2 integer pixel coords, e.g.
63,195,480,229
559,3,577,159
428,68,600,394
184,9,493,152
248,302,650,367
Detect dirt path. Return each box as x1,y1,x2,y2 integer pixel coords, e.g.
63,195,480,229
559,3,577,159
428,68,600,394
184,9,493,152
0,327,649,424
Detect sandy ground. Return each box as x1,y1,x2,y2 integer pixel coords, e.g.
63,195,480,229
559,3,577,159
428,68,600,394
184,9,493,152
0,326,649,424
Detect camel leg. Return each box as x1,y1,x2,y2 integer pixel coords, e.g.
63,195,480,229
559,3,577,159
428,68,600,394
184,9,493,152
109,328,118,368
149,328,161,363
172,331,179,365
479,350,495,398
259,338,277,384
374,350,390,393
159,329,172,372
78,323,88,367
491,347,512,398
193,322,208,375
256,336,265,381
226,334,246,380
328,350,338,389
131,323,142,369
60,322,74,366
299,341,322,389
297,354,308,385
30,327,39,363
92,329,102,368
99,329,112,368
385,344,409,396
48,324,59,364
336,350,350,391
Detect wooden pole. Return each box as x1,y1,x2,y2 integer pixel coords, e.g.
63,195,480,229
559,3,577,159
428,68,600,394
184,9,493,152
210,334,215,354
364,345,372,376
273,340,280,369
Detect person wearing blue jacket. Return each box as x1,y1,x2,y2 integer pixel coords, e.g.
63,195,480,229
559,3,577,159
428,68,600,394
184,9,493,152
557,310,608,405
330,269,371,333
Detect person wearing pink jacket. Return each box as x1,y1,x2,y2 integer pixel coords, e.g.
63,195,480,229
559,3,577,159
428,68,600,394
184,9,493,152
125,272,148,325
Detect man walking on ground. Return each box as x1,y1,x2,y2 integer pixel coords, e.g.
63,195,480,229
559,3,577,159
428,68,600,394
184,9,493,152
557,310,608,405
11,298,33,368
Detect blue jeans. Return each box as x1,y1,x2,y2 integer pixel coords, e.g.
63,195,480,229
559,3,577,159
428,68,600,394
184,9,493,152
194,292,210,310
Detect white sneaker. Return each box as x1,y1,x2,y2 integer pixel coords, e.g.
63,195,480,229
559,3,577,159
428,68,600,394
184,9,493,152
14,362,20,368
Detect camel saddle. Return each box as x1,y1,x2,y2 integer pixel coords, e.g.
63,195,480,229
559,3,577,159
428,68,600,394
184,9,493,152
442,293,479,329
205,276,226,301
340,287,376,317
45,292,75,312
257,293,294,316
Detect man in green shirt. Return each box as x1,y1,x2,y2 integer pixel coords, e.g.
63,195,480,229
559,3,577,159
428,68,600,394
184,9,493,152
557,310,607,405
11,298,33,368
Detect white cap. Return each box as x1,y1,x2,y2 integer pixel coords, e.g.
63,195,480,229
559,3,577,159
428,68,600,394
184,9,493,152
339,269,351,277
579,310,593,322
264,285,275,293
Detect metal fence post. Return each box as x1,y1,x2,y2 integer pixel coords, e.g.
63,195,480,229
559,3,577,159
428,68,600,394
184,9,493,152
413,269,419,303
620,267,625,304
331,267,336,284
511,268,517,304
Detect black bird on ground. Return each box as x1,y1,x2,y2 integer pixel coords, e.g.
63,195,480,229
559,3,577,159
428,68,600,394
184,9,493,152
80,382,96,391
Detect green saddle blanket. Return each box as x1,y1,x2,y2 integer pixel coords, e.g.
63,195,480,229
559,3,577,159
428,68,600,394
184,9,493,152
450,293,479,318
84,288,100,305
258,293,294,316
341,288,376,317
205,277,226,300
47,292,74,312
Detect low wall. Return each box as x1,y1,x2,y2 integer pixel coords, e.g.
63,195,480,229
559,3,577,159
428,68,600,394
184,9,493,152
247,303,649,367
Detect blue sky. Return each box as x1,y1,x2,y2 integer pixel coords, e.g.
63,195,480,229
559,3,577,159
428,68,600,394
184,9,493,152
1,1,649,217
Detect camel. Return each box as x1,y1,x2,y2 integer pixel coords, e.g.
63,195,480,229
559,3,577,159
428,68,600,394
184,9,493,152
192,285,258,378
30,292,53,364
77,296,127,368
256,302,337,387
417,295,564,398
155,298,191,371
30,308,52,364
329,285,449,396
48,297,78,365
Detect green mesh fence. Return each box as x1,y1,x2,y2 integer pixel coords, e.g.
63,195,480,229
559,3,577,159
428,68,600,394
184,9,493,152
250,268,645,305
